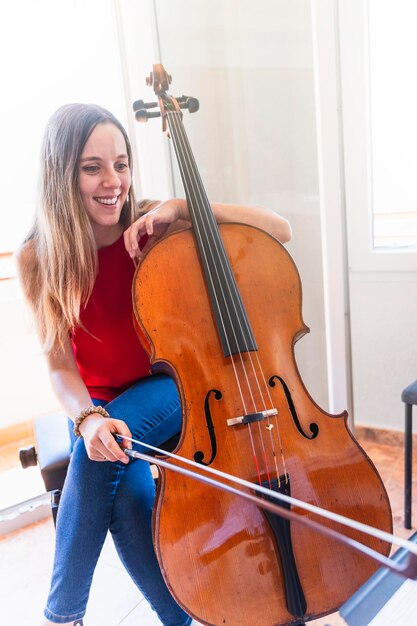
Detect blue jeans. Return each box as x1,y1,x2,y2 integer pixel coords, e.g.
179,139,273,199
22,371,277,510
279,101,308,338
44,374,192,625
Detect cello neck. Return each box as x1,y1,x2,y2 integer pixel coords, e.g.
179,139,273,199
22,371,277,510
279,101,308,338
165,108,257,357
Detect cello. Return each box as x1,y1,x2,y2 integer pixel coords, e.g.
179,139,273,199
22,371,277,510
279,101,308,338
131,65,393,626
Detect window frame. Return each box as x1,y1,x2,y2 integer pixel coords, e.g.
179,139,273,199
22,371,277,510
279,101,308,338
338,0,417,272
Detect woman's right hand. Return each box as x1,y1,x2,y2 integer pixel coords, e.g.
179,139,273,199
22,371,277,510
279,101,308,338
79,414,133,464
124,198,188,261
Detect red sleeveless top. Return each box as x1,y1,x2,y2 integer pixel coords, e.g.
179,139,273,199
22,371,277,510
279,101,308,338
71,234,151,401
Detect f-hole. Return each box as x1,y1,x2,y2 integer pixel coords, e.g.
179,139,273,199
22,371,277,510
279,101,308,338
193,388,221,466
269,375,318,440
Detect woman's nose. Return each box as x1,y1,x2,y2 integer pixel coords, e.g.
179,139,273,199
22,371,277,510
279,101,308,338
103,168,121,188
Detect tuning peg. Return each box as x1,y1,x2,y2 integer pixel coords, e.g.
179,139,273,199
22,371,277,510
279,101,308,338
177,96,199,114
132,99,158,112
186,97,199,114
134,109,148,123
134,110,161,123
133,98,161,123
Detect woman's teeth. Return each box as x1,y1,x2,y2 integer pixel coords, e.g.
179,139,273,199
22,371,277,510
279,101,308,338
95,196,118,205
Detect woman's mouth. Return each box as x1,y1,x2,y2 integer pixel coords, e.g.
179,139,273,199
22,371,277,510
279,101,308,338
94,195,119,206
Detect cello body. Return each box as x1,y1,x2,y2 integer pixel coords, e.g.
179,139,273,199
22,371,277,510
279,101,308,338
133,223,392,626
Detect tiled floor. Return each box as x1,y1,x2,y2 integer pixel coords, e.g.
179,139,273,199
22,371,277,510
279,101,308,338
0,434,415,626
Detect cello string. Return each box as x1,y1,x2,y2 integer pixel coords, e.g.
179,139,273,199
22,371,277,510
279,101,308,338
168,109,281,486
164,109,247,409
254,351,289,482
167,109,268,482
116,433,417,564
167,112,261,482
167,109,285,484
167,111,270,436
166,110,256,410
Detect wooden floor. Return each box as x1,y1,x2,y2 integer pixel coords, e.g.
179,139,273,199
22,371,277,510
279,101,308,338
0,434,415,626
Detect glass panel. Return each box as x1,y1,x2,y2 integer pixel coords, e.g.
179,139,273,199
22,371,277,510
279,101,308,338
154,0,318,210
151,0,329,409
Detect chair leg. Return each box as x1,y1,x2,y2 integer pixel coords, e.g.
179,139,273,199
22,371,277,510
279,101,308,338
51,489,62,527
405,403,413,529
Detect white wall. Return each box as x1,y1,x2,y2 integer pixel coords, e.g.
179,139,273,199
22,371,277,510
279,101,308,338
0,0,130,430
0,281,60,428
349,272,417,429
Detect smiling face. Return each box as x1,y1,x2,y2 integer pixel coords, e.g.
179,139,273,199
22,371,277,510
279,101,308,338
78,121,132,246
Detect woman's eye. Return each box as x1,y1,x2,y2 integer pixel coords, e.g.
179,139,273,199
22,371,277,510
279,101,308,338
81,165,100,173
116,162,129,171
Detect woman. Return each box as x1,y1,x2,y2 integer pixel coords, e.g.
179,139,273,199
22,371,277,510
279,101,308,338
15,103,291,626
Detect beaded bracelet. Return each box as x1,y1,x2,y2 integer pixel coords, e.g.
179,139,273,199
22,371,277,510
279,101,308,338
73,405,110,437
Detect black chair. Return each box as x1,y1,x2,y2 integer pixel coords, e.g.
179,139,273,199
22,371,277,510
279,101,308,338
19,412,71,524
402,379,417,529
19,412,180,524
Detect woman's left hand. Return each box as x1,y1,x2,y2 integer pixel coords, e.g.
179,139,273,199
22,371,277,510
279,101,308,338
123,198,188,261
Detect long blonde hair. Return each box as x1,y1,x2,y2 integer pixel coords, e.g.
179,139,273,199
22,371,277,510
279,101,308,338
23,103,138,352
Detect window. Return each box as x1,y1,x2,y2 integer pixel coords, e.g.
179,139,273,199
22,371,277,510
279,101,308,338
0,0,129,256
339,0,417,270
368,0,417,249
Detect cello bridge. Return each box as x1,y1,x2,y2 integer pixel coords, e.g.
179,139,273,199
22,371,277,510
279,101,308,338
227,408,277,427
